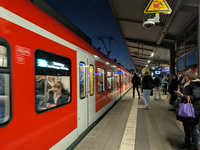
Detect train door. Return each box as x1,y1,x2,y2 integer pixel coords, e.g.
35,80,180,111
113,67,117,101
77,48,89,136
87,55,95,126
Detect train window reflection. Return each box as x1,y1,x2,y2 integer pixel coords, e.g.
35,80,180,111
35,50,71,112
97,68,105,93
89,65,94,96
107,71,112,90
0,74,10,124
0,45,7,67
80,62,86,99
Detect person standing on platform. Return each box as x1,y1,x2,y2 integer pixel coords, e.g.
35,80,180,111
154,75,161,100
132,73,140,99
142,71,154,109
175,68,200,150
162,76,168,95
168,75,178,111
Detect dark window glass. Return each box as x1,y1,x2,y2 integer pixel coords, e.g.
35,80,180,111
35,50,71,112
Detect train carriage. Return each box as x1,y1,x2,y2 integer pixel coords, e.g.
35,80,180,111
0,1,132,149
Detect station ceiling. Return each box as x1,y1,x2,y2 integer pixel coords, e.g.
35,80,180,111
108,0,200,71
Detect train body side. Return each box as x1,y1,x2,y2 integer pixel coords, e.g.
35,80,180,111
0,1,133,149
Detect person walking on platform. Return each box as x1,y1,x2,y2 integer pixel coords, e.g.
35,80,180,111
132,73,140,99
175,68,200,150
168,75,178,111
142,71,154,109
162,76,168,95
153,75,161,100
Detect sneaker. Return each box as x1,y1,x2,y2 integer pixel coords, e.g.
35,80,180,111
169,109,175,111
146,106,150,110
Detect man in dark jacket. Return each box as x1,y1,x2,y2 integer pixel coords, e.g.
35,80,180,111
132,73,140,99
154,75,161,99
142,71,154,109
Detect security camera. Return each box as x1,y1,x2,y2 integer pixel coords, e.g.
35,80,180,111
143,20,155,29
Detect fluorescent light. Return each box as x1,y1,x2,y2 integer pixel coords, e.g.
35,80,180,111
106,62,110,64
151,53,154,57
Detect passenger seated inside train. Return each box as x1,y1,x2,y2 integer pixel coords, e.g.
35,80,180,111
46,81,69,108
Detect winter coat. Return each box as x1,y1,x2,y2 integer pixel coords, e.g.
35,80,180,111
132,75,140,87
168,79,178,104
47,89,69,106
142,75,154,89
177,78,200,125
154,77,161,87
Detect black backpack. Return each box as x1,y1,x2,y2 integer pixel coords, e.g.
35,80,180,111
148,78,154,89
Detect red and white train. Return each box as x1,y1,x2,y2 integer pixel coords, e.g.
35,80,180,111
0,1,132,149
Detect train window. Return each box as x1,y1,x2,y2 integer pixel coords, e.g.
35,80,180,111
113,72,115,88
0,74,10,124
35,50,71,112
117,73,120,87
107,71,112,90
0,41,11,125
125,75,127,84
80,62,86,99
97,68,105,93
0,45,7,67
89,65,94,96
121,73,124,85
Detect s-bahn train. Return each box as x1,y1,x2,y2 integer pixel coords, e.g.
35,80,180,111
0,1,132,149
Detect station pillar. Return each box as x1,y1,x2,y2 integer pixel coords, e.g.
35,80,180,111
198,7,200,76
170,46,176,81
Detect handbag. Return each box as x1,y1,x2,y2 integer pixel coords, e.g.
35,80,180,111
165,93,171,103
178,95,195,118
150,90,153,96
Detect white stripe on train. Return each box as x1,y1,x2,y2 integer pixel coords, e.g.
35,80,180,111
0,7,77,51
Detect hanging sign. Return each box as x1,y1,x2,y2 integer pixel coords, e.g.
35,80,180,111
144,0,172,14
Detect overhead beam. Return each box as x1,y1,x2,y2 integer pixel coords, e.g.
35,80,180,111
131,53,151,57
131,56,149,60
164,35,176,42
126,38,173,48
134,65,145,68
133,60,147,64
128,46,153,52
156,0,183,45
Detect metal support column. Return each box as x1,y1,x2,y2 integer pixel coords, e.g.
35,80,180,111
170,46,176,82
198,7,200,76
197,6,200,142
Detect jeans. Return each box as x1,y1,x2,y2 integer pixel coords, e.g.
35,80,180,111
143,89,151,106
172,101,175,109
154,87,161,99
163,83,167,94
133,86,140,97
183,122,198,149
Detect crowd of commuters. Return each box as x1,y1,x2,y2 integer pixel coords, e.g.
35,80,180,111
131,68,199,150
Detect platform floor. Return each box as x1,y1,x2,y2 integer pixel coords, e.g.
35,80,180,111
74,88,199,150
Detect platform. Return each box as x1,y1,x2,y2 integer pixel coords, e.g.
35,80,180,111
74,88,198,150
